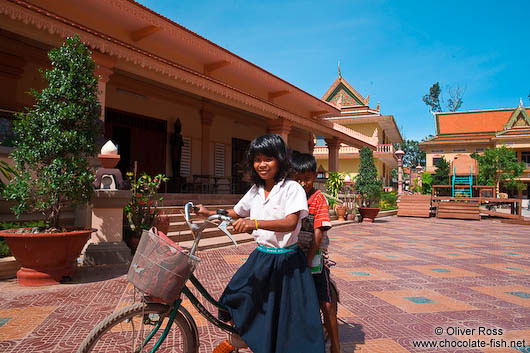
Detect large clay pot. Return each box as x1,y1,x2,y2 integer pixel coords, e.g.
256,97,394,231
335,205,347,221
0,228,91,286
358,207,380,223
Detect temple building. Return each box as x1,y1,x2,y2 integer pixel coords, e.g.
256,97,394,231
0,0,377,194
313,76,403,189
419,102,530,201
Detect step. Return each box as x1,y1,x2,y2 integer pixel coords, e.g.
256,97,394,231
177,232,255,251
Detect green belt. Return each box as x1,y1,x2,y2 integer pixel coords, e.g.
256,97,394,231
257,243,298,254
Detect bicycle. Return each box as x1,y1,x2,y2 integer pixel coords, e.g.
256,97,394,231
78,202,338,352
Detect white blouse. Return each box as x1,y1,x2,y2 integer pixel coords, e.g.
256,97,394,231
233,179,309,248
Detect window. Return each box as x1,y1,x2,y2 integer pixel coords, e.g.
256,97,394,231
214,143,225,177
433,157,441,166
0,109,15,147
431,149,444,153
522,152,530,167
452,148,467,153
179,137,191,177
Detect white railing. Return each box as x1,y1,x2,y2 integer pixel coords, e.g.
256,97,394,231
376,144,395,154
314,144,395,155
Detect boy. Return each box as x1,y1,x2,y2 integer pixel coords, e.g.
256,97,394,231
292,152,341,353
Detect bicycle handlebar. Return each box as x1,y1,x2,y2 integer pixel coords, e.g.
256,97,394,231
184,202,238,256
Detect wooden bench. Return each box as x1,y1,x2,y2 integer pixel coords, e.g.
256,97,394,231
397,194,432,218
436,201,480,220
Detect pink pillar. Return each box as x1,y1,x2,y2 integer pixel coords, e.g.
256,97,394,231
200,109,214,175
325,138,340,172
91,51,116,123
267,118,292,145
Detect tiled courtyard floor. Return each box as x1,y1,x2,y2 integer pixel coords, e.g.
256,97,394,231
0,216,529,352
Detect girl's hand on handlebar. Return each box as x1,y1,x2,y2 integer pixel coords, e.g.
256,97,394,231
196,204,213,217
233,218,255,234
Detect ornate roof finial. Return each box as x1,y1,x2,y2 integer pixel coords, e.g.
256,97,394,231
376,102,380,111
338,60,341,79
519,98,524,108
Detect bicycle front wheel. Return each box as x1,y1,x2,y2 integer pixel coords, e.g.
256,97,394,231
78,302,197,353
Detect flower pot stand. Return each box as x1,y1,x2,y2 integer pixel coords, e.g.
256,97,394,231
83,190,132,266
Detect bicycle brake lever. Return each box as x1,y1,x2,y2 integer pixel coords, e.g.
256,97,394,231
218,220,238,248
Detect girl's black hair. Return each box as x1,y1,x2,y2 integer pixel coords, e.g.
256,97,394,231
291,153,317,174
246,134,291,186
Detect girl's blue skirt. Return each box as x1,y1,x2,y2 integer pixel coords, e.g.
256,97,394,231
218,246,325,353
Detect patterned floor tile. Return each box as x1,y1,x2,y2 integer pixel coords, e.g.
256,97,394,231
370,289,477,313
334,267,398,281
0,306,57,340
405,265,482,278
478,263,530,275
471,285,530,307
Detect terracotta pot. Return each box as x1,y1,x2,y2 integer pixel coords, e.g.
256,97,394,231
98,154,120,168
155,215,170,235
335,205,347,221
358,207,380,223
0,228,91,286
346,213,355,221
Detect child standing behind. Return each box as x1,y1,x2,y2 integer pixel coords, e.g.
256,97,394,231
292,153,341,353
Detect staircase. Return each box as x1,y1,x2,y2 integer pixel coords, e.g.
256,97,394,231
451,166,473,198
158,194,254,249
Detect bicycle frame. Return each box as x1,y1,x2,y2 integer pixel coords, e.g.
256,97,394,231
138,202,238,352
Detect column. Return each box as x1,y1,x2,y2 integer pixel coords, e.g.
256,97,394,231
200,109,214,175
91,51,116,123
267,118,292,145
325,137,340,172
395,149,405,195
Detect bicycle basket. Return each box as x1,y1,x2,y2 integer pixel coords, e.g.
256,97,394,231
127,228,200,303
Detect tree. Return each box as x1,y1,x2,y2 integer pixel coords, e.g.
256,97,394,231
394,140,426,167
3,36,100,229
471,146,525,192
432,156,450,186
423,82,465,112
422,82,441,112
354,147,382,207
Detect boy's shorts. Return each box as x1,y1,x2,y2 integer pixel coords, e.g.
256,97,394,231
313,265,334,303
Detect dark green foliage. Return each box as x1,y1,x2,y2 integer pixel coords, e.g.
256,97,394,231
354,147,382,207
0,220,46,257
422,82,442,112
395,140,426,167
380,191,397,210
2,36,100,229
325,172,344,208
432,156,450,185
472,146,525,191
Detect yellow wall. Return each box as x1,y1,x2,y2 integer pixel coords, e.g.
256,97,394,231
343,123,382,141
424,143,492,173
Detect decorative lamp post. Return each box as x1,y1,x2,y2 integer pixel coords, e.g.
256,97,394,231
395,149,405,195
416,165,424,190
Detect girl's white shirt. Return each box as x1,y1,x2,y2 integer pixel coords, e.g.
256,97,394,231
234,179,309,248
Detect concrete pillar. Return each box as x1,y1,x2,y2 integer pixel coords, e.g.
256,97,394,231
91,51,116,123
395,149,405,195
325,137,340,172
267,118,292,145
200,109,214,175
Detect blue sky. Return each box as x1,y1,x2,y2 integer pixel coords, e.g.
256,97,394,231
138,0,530,141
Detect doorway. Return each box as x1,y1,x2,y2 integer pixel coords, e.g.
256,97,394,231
232,138,251,194
105,109,167,177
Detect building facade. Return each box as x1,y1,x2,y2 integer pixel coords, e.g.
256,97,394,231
313,76,403,189
419,103,530,201
0,0,377,193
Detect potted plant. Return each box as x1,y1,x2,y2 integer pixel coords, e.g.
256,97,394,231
123,170,168,253
1,36,100,286
326,171,346,221
354,147,383,223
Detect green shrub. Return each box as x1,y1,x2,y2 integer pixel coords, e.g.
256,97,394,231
0,220,46,257
354,147,382,207
2,36,100,229
421,172,432,195
380,191,398,210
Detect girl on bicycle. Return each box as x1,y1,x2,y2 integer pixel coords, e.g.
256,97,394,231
198,134,325,353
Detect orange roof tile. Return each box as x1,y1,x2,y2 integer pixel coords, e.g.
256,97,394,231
436,109,530,134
